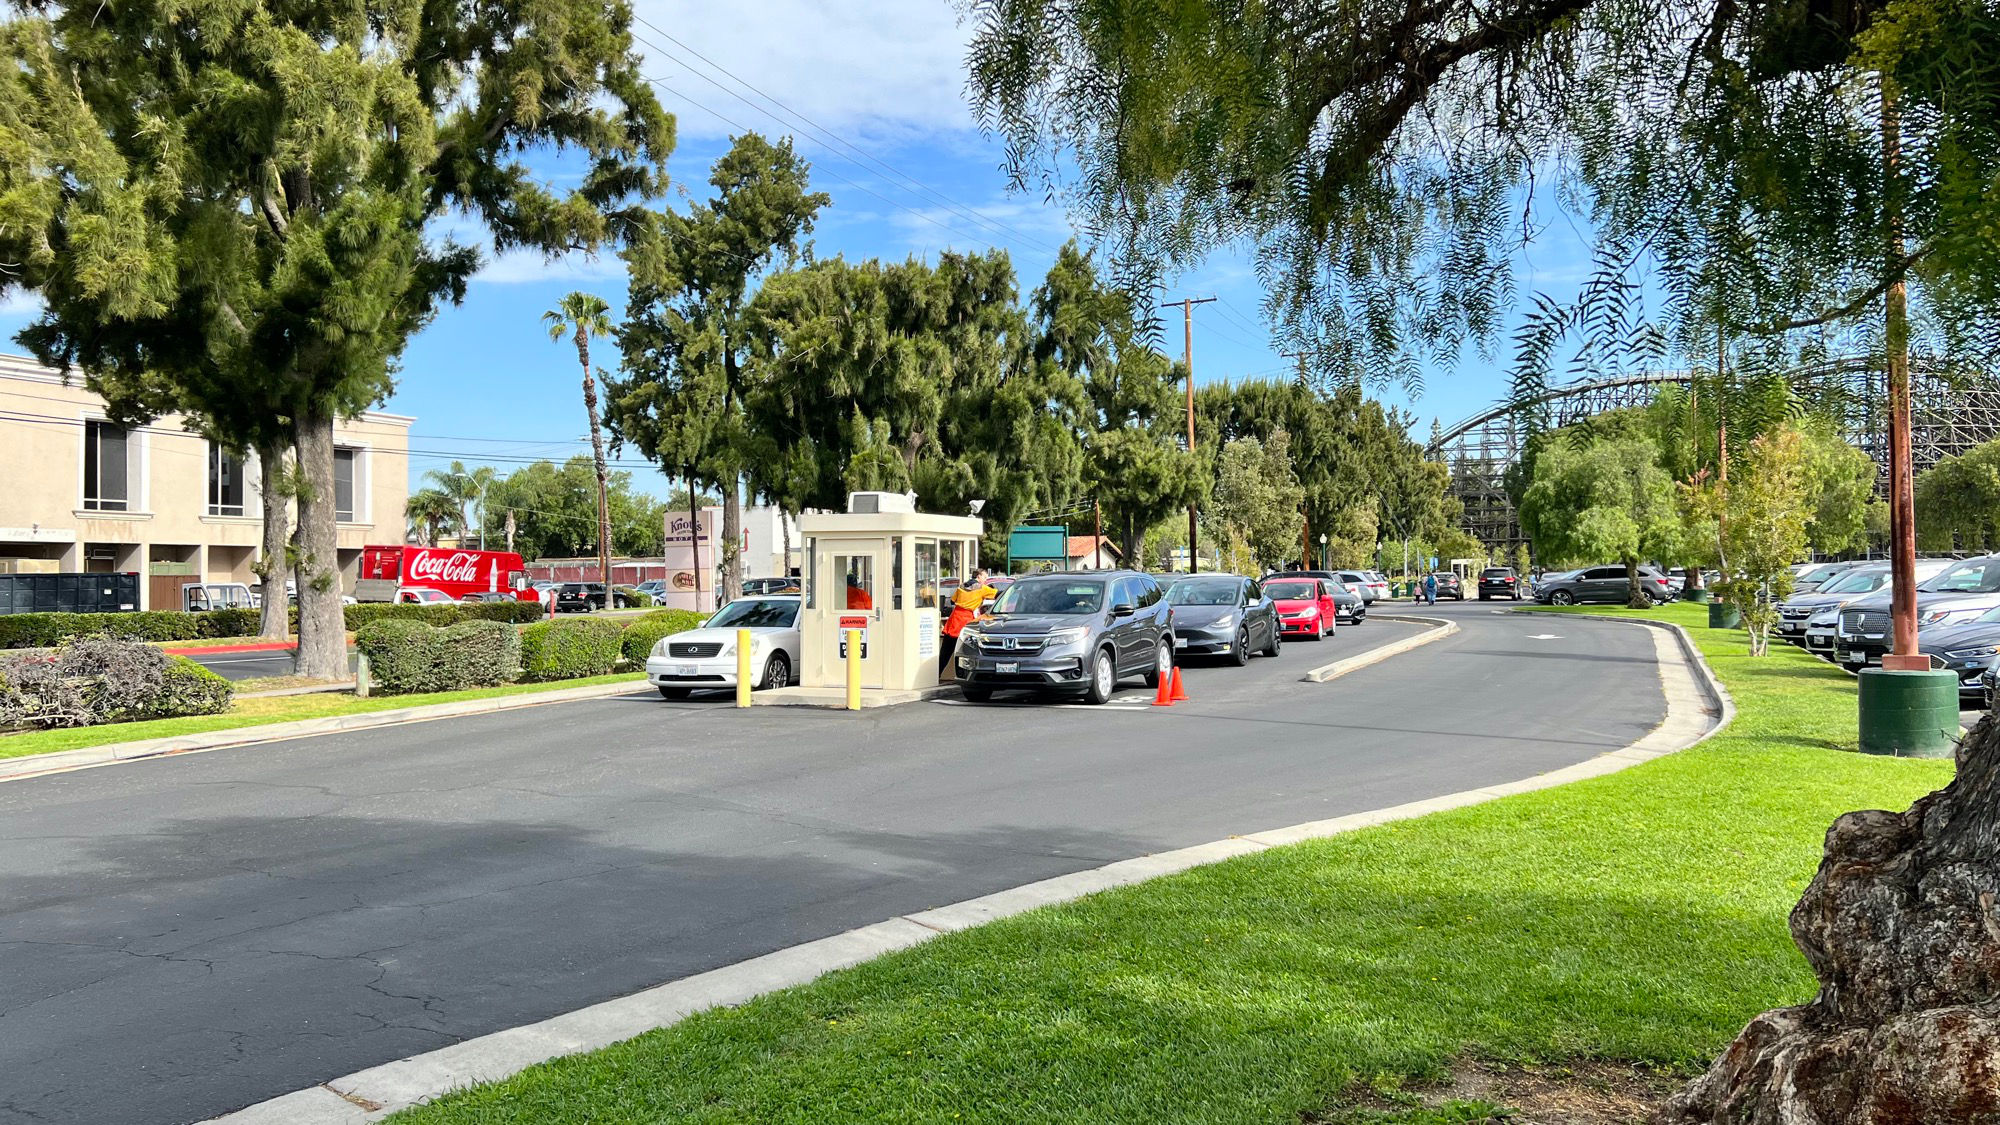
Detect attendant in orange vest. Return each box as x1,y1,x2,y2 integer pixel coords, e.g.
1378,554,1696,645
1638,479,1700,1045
939,567,997,675
844,572,874,610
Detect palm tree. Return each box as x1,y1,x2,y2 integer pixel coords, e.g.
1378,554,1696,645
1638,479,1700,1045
544,292,615,585
423,461,497,548
405,488,459,547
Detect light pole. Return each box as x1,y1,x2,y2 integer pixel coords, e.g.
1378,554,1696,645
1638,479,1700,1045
1319,533,1327,570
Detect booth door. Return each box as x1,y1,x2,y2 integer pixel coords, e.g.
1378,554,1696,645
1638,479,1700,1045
811,538,886,689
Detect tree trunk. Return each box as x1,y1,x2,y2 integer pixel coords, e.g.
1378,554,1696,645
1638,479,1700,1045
292,410,347,679
1659,710,2000,1124
780,507,793,576
1625,556,1649,609
504,508,517,553
578,328,612,588
722,477,743,600
254,440,290,641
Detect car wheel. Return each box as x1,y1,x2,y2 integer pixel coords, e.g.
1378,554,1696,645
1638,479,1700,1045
1231,627,1250,666
759,653,791,691
1550,590,1575,605
1084,648,1117,704
658,686,689,700
1263,623,1282,657
959,684,992,703
1143,639,1172,689
1308,615,1325,640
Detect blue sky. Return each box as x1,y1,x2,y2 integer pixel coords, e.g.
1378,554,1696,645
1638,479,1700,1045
0,0,1596,500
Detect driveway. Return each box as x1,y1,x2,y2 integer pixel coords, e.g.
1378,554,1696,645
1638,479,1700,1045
0,606,1666,1125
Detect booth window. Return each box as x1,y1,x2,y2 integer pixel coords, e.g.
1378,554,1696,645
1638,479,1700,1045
939,540,963,613
915,539,939,612
890,540,903,610
804,540,816,608
837,555,874,611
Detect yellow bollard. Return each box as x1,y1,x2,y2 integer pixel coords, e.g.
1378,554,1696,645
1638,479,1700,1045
735,628,752,708
845,628,861,710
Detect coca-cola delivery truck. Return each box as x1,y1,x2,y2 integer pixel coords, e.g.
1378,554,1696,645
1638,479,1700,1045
356,546,538,603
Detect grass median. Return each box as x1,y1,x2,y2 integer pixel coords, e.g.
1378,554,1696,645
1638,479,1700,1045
0,673,648,761
386,601,1951,1125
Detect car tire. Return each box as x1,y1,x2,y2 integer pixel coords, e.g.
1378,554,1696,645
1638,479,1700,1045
1550,590,1575,605
759,653,791,691
1307,616,1325,640
1084,648,1117,705
658,686,689,700
1263,623,1282,657
1231,627,1250,666
1143,639,1172,689
959,684,992,703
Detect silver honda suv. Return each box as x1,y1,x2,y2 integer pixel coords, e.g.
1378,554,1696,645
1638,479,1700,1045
954,570,1175,704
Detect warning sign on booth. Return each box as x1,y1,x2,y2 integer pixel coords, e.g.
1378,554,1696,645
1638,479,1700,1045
838,615,869,658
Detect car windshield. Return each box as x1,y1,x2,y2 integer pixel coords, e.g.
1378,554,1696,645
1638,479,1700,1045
1921,557,2000,594
708,598,798,628
1803,563,1847,582
994,581,1105,615
1265,580,1316,600
1820,568,1888,594
1167,579,1240,606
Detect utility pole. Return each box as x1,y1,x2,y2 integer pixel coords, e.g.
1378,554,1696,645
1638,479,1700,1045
1093,498,1103,571
1167,296,1216,573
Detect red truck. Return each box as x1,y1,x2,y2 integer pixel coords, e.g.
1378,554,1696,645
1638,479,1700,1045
356,545,539,604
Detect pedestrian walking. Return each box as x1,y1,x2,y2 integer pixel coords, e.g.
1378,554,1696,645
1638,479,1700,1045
1423,572,1437,606
939,567,997,676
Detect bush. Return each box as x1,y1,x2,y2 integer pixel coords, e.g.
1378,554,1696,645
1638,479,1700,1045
0,608,264,648
355,619,522,695
635,608,708,633
519,617,623,682
0,638,235,728
619,609,710,667
343,600,545,629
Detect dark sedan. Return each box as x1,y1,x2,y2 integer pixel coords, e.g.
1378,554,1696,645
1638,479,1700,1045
1918,608,2000,702
1430,572,1464,600
1165,574,1282,664
1534,564,1674,606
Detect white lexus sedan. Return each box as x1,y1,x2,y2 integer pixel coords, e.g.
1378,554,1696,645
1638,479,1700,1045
646,595,801,699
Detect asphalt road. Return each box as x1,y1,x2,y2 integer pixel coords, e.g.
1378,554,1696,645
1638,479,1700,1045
187,650,359,682
0,605,1667,1125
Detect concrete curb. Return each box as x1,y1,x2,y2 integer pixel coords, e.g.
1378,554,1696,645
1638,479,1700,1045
1299,613,1458,683
0,679,652,785
203,612,1730,1125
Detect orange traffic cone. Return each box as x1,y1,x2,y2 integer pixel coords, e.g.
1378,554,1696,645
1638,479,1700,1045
1167,666,1189,703
1152,667,1176,706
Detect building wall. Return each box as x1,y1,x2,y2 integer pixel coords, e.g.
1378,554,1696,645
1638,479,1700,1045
0,354,413,608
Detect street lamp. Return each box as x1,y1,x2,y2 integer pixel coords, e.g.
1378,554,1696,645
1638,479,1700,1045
1318,533,1327,571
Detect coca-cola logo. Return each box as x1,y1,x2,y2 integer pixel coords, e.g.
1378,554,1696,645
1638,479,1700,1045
408,551,481,584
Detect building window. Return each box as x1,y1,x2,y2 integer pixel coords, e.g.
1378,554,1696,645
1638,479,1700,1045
208,444,245,516
333,447,357,522
82,419,130,511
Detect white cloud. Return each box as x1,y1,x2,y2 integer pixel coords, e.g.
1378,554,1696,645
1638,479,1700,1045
885,197,1078,252
0,290,42,317
627,0,977,143
473,247,627,286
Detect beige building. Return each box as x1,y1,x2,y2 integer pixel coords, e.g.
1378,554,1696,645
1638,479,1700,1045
0,353,412,609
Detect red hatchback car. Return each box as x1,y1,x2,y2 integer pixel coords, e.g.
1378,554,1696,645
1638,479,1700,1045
1263,576,1338,640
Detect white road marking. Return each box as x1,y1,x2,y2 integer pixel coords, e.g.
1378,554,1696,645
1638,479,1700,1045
1525,634,1563,640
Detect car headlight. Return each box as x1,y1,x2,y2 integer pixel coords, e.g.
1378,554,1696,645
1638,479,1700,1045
651,638,672,657
1920,607,1976,627
1043,626,1088,648
959,626,983,645
1211,613,1236,629
1946,645,1999,660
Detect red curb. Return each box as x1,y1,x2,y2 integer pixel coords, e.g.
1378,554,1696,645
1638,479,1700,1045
162,641,297,656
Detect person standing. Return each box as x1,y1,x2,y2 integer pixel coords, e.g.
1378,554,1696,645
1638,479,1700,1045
940,567,997,676
1423,572,1437,606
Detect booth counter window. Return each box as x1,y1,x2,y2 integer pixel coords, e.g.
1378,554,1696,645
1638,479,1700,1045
939,540,964,614
915,539,939,610
838,555,875,611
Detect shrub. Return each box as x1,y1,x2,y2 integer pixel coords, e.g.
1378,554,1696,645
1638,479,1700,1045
0,638,234,728
343,600,545,629
0,608,263,648
355,619,522,694
635,608,708,634
519,617,622,682
619,609,709,667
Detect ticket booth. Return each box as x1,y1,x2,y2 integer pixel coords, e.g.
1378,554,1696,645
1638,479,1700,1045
798,493,984,695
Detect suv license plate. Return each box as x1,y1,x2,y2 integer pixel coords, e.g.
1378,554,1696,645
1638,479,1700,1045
678,664,699,676
996,662,1018,674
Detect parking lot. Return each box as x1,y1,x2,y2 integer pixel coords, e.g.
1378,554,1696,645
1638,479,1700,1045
0,603,1668,1125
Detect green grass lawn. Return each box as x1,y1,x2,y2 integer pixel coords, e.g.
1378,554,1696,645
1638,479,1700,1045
387,604,1951,1124
0,673,647,760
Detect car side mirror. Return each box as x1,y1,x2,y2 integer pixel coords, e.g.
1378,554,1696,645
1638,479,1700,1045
1111,602,1136,618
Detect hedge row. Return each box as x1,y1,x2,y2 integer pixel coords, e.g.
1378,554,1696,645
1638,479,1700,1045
520,618,623,682
0,639,232,729
0,600,547,648
355,619,521,694
618,610,709,666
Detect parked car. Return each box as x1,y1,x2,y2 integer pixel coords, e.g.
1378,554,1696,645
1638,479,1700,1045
1793,560,1863,594
1362,570,1393,600
181,582,256,612
554,582,604,612
953,571,1174,704
634,579,669,599
1262,575,1340,640
1477,567,1524,601
1917,605,2000,704
1533,565,1674,606
1276,570,1367,624
646,595,801,699
742,576,802,596
1776,563,1896,645
1333,569,1377,604
1429,572,1464,600
1836,554,2000,669
395,586,459,606
1164,574,1282,664
458,591,516,604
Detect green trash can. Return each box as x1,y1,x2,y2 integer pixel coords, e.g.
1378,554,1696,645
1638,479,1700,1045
1856,668,1961,758
1707,601,1741,629
1684,587,1713,604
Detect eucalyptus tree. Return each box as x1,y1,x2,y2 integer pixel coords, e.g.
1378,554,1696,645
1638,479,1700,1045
0,0,672,676
608,133,828,600
545,293,618,588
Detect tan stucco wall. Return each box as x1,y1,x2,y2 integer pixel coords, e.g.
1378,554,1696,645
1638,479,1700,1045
0,354,412,607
